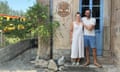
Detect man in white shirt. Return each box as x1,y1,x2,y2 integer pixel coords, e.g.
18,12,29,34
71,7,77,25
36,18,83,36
82,9,102,68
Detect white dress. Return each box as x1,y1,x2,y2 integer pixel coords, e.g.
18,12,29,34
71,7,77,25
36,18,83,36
71,22,84,58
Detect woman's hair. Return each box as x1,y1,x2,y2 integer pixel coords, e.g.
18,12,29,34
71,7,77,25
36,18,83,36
75,12,81,16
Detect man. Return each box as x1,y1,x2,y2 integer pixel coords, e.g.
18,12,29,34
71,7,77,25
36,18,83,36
82,9,102,68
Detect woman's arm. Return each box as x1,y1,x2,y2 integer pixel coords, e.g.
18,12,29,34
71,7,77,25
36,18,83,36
70,22,73,44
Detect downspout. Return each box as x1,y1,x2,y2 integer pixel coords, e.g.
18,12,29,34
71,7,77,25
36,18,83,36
49,0,53,59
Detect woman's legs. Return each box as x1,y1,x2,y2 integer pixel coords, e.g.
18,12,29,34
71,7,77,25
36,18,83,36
71,58,82,65
71,58,77,62
76,58,80,62
76,58,80,65
71,58,77,65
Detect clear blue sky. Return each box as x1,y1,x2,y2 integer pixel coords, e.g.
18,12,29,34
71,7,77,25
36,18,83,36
0,0,36,12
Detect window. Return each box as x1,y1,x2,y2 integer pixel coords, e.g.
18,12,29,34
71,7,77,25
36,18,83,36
82,0,89,5
93,0,100,5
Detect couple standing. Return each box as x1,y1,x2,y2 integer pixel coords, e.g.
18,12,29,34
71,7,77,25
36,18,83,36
70,9,102,68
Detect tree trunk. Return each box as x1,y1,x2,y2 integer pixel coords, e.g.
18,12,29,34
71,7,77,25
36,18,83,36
36,36,50,60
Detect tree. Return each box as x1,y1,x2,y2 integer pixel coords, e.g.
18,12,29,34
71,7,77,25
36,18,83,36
0,1,25,16
26,3,59,59
0,1,10,14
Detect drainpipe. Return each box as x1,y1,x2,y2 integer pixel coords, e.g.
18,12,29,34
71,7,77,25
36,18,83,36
49,0,53,59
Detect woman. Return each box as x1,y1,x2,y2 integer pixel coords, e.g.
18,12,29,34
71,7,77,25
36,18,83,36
70,12,84,65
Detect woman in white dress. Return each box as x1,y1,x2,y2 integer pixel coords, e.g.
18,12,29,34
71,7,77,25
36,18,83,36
70,12,84,65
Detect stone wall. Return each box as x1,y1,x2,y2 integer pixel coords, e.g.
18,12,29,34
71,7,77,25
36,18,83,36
111,0,120,67
102,0,113,64
52,0,113,64
0,39,37,63
103,0,112,56
52,0,79,59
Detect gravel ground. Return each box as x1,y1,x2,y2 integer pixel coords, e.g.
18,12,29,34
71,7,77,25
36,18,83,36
0,48,119,72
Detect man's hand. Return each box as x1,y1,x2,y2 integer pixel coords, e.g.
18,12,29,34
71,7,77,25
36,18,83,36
83,24,95,31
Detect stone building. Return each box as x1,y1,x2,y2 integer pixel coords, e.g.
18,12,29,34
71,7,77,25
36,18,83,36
37,0,120,66
111,0,120,68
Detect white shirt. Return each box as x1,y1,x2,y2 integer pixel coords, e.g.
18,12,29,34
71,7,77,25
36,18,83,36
82,17,96,36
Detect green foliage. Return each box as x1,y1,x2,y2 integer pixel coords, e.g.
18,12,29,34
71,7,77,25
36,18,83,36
26,3,48,27
2,19,27,38
26,3,59,42
0,1,59,45
0,1,10,14
0,0,26,45
0,0,26,39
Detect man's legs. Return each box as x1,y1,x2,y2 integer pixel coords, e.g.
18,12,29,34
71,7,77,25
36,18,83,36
93,48,97,63
84,36,90,66
90,36,102,68
92,48,102,67
84,47,90,66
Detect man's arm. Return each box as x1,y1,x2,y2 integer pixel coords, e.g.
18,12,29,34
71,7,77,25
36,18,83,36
82,18,96,31
83,24,95,31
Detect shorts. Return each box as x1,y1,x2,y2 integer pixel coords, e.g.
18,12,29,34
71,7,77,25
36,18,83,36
84,35,96,48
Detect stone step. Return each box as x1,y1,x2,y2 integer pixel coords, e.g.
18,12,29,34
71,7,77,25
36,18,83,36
62,68,104,72
60,64,114,72
62,66,104,72
53,49,113,64
65,56,113,64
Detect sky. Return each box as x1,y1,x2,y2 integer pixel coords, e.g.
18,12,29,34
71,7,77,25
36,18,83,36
0,0,36,12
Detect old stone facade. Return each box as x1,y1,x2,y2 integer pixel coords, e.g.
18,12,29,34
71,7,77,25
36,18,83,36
52,0,113,64
37,0,120,65
111,0,120,68
52,0,79,59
